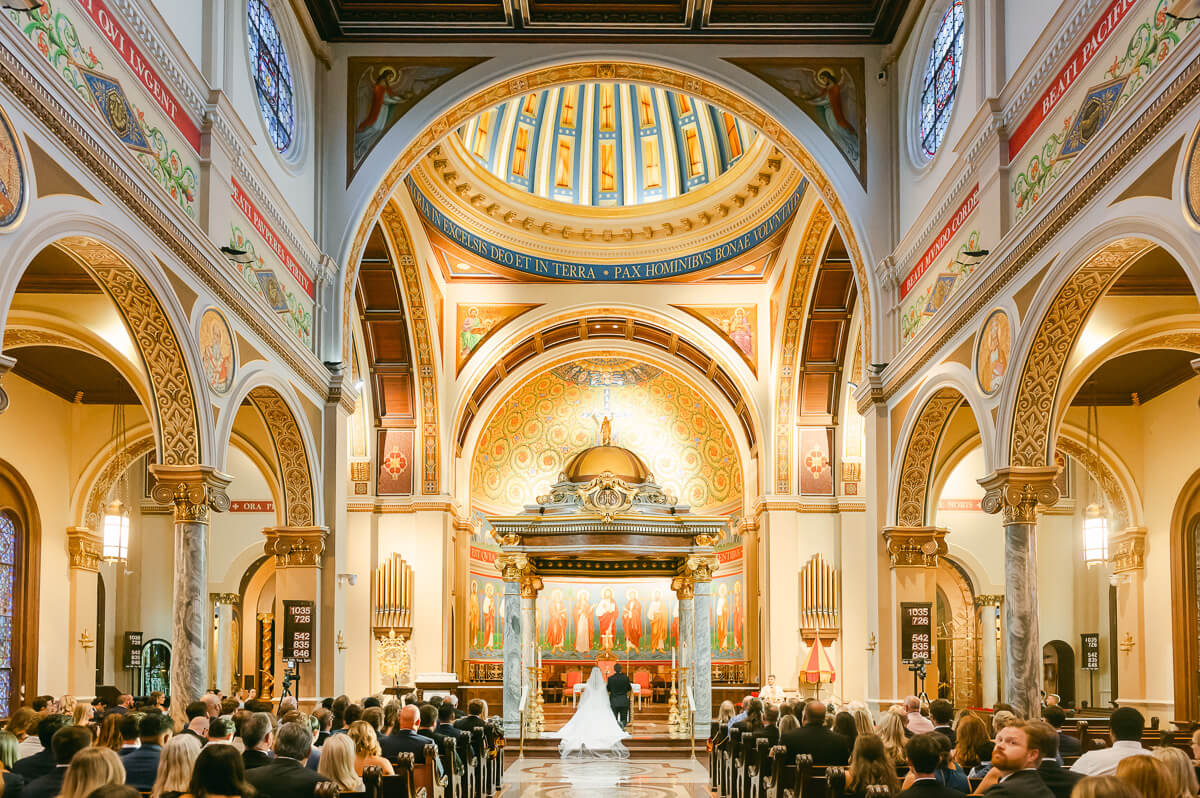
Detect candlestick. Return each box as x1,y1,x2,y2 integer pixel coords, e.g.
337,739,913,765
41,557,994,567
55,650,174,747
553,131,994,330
672,646,676,670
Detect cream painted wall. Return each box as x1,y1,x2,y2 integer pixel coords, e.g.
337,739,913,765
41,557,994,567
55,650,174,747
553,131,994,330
207,445,276,591
1003,0,1066,82
146,0,204,68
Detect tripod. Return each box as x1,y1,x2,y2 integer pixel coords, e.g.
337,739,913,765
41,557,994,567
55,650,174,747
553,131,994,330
908,659,930,704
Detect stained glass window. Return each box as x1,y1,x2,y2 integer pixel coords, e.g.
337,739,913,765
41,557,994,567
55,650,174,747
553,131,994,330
247,0,295,153
0,514,15,711
920,0,965,159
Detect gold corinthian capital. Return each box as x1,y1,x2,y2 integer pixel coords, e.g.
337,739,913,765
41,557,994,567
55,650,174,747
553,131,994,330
149,465,233,525
977,466,1060,525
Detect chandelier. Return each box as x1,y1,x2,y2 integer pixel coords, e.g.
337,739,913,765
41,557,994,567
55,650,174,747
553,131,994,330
1081,387,1108,567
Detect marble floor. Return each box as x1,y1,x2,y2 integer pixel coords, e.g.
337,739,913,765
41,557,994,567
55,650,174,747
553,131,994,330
501,756,711,797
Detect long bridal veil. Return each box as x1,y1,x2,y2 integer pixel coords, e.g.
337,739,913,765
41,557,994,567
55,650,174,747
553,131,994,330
553,666,630,759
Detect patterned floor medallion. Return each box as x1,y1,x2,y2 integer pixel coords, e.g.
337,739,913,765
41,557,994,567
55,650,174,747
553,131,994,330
503,758,709,797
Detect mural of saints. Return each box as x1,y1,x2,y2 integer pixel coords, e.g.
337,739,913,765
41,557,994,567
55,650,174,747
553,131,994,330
732,580,744,650
976,309,1012,395
714,582,730,650
573,590,592,653
623,589,643,652
648,590,669,652
596,588,619,649
482,582,498,650
468,580,480,648
546,589,569,652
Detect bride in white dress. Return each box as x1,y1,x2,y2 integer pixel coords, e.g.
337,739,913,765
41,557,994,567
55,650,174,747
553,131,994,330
552,666,630,759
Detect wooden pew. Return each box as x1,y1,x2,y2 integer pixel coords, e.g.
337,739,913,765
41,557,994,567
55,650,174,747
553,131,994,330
457,729,480,798
736,731,759,798
381,754,417,798
412,742,446,798
825,767,846,798
469,728,486,798
439,736,464,798
715,723,734,796
748,737,772,798
363,766,384,798
483,723,503,797
315,783,341,798
725,728,744,798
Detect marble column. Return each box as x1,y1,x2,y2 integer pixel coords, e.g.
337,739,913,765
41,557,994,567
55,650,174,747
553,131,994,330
979,467,1059,720
502,579,522,736
1111,527,1147,703
882,527,948,699
264,526,328,700
150,465,231,729
692,579,713,734
673,576,694,686
975,595,1003,707
66,527,102,696
210,593,239,696
519,576,541,708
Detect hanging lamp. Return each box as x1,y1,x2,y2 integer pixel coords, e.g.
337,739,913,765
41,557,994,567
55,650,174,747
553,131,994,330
102,404,131,563
1081,386,1108,567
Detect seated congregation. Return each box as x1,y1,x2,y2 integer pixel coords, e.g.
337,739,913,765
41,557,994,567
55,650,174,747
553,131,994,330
0,692,504,798
710,695,1200,798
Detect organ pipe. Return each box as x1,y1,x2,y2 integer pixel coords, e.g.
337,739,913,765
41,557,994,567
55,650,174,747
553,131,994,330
799,554,840,632
372,552,413,631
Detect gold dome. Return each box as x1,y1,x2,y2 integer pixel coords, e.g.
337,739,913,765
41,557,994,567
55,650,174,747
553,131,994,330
563,445,651,484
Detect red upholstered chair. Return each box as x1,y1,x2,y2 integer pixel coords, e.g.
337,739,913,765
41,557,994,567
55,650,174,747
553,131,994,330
565,669,584,703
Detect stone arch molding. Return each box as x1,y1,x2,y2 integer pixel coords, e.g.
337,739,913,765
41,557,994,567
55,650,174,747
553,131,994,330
1000,237,1156,469
337,59,879,373
891,368,995,528
216,371,319,528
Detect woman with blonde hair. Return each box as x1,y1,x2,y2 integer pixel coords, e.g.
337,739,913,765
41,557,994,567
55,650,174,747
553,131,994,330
73,702,96,730
847,734,900,795
1115,754,1175,798
60,695,77,716
96,713,124,752
318,733,365,792
778,714,800,735
852,708,874,739
59,747,125,798
346,720,394,777
712,701,735,749
875,711,908,767
150,734,203,798
1071,775,1142,798
1152,747,1199,798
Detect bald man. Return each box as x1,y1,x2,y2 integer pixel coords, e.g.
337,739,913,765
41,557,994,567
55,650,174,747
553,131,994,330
380,704,436,765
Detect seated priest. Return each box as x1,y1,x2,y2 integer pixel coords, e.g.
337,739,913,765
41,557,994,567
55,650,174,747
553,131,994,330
759,674,785,704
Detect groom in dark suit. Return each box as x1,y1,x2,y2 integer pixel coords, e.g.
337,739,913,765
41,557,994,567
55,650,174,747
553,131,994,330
607,665,633,729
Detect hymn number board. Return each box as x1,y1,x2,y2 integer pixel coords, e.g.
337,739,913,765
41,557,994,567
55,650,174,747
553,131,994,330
283,600,315,662
900,602,933,664
1081,633,1100,671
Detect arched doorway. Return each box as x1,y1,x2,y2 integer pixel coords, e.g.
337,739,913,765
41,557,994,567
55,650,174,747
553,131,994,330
935,558,978,709
1043,639,1076,706
139,638,171,696
1171,469,1200,719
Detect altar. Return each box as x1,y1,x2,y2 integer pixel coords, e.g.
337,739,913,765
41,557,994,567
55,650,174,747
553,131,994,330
488,435,726,738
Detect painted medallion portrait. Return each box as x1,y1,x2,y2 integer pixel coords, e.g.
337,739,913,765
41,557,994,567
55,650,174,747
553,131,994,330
0,102,28,232
976,309,1012,395
198,308,236,394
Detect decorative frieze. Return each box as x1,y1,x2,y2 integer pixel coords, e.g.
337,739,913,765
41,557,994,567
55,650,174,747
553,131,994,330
978,467,1061,524
209,592,240,606
1110,527,1147,573
149,465,232,524
263,526,327,567
974,594,1004,608
66,526,103,572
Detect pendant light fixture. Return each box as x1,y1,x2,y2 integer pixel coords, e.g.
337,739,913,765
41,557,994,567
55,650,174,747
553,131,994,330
1081,385,1108,567
102,403,131,563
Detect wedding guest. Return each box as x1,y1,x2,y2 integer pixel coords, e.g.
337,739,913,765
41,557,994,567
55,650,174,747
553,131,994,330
833,711,858,749
24,725,94,798
1151,746,1199,797
346,721,393,777
780,700,850,767
847,734,900,796
122,713,173,792
244,722,329,798
972,720,1054,798
13,715,71,780
1115,755,1174,798
58,747,124,798
96,714,123,752
898,732,961,797
206,718,235,746
316,735,363,792
852,708,874,739
1071,708,1147,777
876,711,908,767
904,697,934,735
7,709,42,759
928,700,955,747
1069,775,1142,798
953,712,992,777
240,713,274,771
182,743,255,798
149,735,201,798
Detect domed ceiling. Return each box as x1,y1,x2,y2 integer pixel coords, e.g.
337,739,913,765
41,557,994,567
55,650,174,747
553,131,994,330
470,356,742,514
455,83,759,208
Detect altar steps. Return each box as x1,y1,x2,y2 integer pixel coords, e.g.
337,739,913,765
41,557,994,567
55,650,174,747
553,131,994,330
508,702,703,759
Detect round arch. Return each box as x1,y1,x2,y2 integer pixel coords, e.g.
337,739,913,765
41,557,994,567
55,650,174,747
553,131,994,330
889,366,996,527
1171,467,1200,719
996,215,1200,470
336,58,880,372
0,215,213,467
0,457,41,710
215,368,321,528
456,344,753,516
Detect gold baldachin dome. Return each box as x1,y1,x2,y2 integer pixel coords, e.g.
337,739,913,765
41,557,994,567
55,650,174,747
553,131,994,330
563,445,650,484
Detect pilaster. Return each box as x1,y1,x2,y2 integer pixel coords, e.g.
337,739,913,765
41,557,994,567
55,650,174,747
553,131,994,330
1111,526,1147,704
0,353,15,413
882,527,947,702
264,526,328,700
974,594,1003,706
66,527,102,696
210,593,240,696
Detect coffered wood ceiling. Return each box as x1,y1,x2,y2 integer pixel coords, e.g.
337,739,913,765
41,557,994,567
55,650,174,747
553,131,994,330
303,0,911,42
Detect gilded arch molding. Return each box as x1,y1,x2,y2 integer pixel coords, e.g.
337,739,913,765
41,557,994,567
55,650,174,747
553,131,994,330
1054,435,1133,530
81,435,157,529
1008,238,1154,468
55,237,202,466
895,387,964,527
341,61,875,368
247,387,315,527
379,202,441,495
773,203,833,494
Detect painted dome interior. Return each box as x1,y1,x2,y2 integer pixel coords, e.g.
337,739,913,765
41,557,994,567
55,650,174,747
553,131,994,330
454,82,761,208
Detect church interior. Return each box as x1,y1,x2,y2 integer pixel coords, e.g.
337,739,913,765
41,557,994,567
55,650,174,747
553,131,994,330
0,0,1199,794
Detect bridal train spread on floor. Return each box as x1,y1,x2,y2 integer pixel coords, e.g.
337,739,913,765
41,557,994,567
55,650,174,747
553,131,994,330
551,666,631,759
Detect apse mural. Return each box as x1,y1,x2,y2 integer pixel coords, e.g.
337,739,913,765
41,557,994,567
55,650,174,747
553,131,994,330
455,304,541,375
0,102,26,231
671,305,758,374
198,308,235,394
975,308,1012,395
470,358,741,514
712,540,746,662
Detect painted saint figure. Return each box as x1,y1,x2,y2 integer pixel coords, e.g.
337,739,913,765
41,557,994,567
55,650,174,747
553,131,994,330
648,589,668,652
546,589,569,653
715,582,730,650
482,582,497,649
622,589,643,652
732,579,744,650
596,588,618,650
573,589,593,653
468,580,480,648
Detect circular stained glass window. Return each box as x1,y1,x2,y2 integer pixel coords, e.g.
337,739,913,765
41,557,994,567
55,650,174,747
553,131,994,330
247,0,295,153
919,0,965,159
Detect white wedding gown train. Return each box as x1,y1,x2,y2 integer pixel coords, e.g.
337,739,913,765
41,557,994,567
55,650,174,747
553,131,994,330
551,666,631,759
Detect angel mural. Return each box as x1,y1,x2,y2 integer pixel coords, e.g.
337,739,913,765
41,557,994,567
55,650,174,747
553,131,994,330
727,59,865,178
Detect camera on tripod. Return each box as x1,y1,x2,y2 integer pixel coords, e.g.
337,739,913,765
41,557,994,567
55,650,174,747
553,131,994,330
280,659,298,698
907,657,928,680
